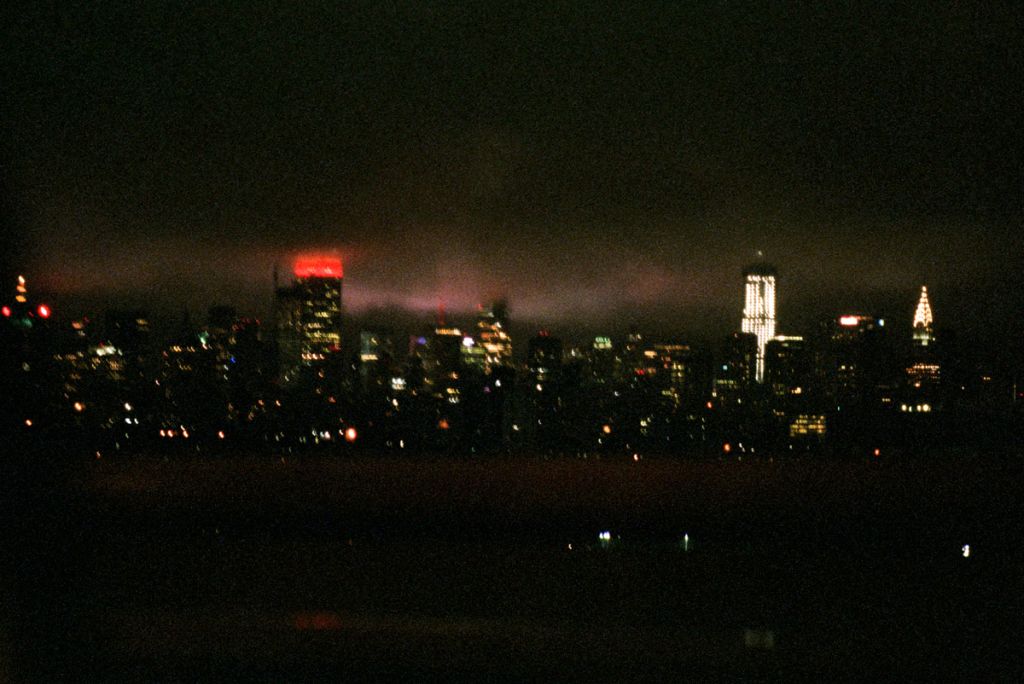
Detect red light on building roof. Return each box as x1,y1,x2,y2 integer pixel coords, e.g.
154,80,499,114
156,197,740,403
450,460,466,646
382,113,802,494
37,304,51,319
293,256,343,278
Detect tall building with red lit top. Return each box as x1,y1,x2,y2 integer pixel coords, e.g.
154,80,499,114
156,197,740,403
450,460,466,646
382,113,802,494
274,256,343,382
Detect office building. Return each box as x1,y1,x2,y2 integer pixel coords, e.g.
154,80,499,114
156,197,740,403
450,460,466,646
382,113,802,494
527,331,562,391
765,335,809,398
476,300,512,372
274,255,343,381
741,261,778,382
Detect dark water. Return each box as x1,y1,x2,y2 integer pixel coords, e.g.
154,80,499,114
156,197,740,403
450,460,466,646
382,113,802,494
6,456,1022,681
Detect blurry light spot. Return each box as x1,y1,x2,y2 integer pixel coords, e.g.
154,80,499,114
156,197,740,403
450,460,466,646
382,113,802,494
291,611,343,631
744,629,776,650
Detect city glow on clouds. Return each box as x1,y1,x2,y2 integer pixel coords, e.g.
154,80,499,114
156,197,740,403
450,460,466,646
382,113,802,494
23,212,1012,336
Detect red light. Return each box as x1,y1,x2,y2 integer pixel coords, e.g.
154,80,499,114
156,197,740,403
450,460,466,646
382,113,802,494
37,304,51,319
1,306,10,317
294,256,343,278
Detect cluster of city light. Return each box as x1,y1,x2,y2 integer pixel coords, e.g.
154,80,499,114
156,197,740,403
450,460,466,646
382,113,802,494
6,257,959,460
2,276,52,320
789,414,827,437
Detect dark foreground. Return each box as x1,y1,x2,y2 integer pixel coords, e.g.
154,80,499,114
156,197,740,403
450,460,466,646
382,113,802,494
4,455,1023,681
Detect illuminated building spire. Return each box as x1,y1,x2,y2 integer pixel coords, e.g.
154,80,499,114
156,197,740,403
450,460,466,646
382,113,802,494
912,285,934,346
15,275,28,303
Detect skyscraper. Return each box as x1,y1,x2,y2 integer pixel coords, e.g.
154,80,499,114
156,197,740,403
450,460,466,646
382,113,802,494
359,330,394,392
828,314,888,405
527,331,562,391
714,331,758,404
476,300,512,373
741,261,777,382
907,285,940,394
274,255,343,381
912,285,934,347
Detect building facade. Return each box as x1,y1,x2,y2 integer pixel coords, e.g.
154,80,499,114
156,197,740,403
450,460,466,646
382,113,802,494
274,256,343,382
741,261,778,382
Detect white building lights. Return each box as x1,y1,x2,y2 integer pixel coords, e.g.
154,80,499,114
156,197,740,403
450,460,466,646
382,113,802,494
741,262,778,382
913,285,934,347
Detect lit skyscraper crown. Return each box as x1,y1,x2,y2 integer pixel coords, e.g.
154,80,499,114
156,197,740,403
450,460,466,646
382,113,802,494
913,285,933,329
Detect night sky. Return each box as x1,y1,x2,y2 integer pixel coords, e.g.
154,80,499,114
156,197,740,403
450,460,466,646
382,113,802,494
3,3,1022,348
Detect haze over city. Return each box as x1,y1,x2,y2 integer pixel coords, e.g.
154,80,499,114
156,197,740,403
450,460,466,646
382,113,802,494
4,4,1022,351
3,4,1022,680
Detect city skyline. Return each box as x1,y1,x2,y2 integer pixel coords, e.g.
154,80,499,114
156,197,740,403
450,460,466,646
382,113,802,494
5,257,953,353
4,7,1021,679
4,4,1021,353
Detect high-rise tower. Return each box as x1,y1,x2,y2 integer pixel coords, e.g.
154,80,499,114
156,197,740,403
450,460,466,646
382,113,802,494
274,255,343,381
741,261,777,382
476,300,512,372
912,285,934,347
907,285,940,399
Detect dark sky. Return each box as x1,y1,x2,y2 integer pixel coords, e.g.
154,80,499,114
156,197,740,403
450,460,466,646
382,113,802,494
3,3,1022,346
